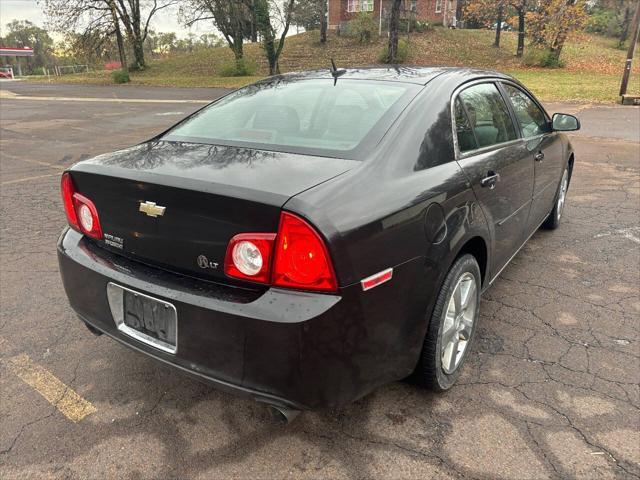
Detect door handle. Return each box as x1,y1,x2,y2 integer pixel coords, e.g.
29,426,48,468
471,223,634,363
534,151,545,162
480,171,500,189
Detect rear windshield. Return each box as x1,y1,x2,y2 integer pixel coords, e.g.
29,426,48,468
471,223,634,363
162,78,419,159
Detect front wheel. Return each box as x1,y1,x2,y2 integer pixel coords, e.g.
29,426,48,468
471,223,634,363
542,167,569,230
412,254,481,391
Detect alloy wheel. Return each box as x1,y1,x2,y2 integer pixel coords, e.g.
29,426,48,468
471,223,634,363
557,170,569,221
441,272,477,374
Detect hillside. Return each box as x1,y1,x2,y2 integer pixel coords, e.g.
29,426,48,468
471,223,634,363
34,28,640,103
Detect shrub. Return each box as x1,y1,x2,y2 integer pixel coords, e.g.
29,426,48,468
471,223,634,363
414,21,433,33
218,58,258,77
347,12,377,43
398,19,432,33
585,8,619,37
104,61,122,70
378,39,409,64
30,67,45,76
111,69,130,83
523,48,565,68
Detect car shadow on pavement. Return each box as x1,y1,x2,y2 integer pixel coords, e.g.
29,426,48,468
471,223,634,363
13,289,635,480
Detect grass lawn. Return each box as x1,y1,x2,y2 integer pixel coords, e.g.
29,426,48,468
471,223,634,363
26,29,639,103
508,70,639,103
26,70,261,89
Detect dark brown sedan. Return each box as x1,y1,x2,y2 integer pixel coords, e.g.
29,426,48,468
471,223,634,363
57,67,580,421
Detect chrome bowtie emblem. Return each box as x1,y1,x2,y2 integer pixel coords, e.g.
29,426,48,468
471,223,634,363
139,201,166,217
197,255,209,269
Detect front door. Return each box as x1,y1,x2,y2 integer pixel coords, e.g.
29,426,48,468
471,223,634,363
500,83,564,229
454,82,535,277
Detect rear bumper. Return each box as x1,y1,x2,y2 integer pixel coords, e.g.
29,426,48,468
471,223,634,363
57,228,432,410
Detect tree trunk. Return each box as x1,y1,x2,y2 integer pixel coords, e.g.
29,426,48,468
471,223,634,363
232,40,244,68
619,5,632,49
250,0,258,42
132,37,145,70
265,37,278,75
548,31,567,64
115,25,129,74
516,7,525,57
494,3,503,48
386,0,402,63
320,0,327,43
108,0,128,74
252,0,294,75
252,0,277,74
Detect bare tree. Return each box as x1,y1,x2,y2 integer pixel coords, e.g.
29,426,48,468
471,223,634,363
108,0,129,72
251,0,295,75
465,0,531,56
43,0,128,71
113,0,178,70
181,0,253,70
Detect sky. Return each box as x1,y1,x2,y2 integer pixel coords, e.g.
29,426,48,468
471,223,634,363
0,0,211,39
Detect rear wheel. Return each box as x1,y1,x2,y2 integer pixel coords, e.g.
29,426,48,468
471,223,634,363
413,254,481,391
542,167,569,230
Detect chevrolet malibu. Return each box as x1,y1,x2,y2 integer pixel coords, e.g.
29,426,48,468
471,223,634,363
57,67,580,421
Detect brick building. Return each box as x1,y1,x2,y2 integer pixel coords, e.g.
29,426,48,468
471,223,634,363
328,0,460,30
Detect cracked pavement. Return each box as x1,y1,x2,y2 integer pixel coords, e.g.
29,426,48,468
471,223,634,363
0,83,638,479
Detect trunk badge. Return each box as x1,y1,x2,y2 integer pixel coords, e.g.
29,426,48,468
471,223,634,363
139,201,166,217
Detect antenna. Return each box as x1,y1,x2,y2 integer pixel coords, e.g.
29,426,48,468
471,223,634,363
330,58,346,86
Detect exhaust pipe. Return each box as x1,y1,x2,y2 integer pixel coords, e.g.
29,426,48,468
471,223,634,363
267,404,301,424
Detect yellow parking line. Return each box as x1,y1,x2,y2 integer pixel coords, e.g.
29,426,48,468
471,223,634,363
5,353,96,422
1,173,59,185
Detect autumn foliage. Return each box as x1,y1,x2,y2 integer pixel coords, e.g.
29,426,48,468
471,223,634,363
464,0,589,64
527,0,589,62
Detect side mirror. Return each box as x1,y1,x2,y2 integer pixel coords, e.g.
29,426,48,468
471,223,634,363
552,113,580,132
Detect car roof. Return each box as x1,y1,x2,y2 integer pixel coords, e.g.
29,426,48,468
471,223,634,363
269,66,513,86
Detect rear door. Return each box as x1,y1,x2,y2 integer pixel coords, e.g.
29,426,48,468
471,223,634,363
454,81,534,277
500,82,564,229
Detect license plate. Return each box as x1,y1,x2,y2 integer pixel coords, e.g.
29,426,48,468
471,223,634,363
106,283,177,354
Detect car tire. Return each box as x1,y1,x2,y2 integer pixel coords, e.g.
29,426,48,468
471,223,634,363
412,254,481,391
542,167,569,230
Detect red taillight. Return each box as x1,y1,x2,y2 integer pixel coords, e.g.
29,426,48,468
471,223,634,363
224,212,338,292
224,233,276,284
272,212,337,292
61,173,79,231
60,173,103,240
72,192,103,239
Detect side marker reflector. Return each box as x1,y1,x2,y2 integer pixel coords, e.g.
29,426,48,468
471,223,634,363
361,268,393,291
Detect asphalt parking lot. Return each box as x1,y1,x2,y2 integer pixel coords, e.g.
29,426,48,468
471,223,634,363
1,81,638,479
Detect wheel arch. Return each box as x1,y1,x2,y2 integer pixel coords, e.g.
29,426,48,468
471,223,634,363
454,236,489,288
568,152,575,182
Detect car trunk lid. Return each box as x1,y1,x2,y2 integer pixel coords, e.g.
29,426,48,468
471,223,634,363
69,141,357,284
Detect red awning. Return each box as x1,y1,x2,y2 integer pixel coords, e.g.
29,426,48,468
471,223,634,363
0,47,35,57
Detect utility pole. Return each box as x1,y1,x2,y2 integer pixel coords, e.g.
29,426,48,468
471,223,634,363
619,0,640,104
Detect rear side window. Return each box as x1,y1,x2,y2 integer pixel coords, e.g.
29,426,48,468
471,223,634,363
162,79,417,159
457,83,517,150
454,98,477,153
502,84,549,138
